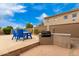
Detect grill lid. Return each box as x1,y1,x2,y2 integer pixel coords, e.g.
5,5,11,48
41,31,51,37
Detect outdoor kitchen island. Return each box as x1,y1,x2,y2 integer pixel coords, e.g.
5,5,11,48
39,31,71,48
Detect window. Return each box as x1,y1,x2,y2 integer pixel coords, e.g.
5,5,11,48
64,16,67,19
72,13,77,18
72,13,77,21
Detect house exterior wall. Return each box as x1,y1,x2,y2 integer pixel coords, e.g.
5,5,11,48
44,11,79,26
43,10,79,38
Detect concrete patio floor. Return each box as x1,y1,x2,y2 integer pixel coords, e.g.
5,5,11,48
20,45,71,56
0,35,39,55
20,45,79,56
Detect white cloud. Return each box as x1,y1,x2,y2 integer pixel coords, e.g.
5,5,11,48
0,3,27,28
0,3,26,16
32,4,47,10
53,6,65,13
0,19,24,28
53,8,61,12
35,13,48,21
53,4,68,13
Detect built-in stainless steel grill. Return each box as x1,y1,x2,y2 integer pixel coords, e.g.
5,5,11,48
41,31,51,37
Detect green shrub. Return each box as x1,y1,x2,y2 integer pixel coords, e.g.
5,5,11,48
3,26,13,34
26,23,33,28
0,27,1,29
33,29,39,34
7,26,13,29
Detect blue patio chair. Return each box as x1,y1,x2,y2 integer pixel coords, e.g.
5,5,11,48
16,29,26,41
12,29,26,41
12,30,18,40
27,32,32,39
23,30,32,39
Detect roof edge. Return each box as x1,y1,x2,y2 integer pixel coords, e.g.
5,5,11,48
44,8,79,19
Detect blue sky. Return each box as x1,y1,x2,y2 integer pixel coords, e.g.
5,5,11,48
0,3,79,28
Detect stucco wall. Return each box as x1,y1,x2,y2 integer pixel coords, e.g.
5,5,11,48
50,23,79,38
53,33,71,48
27,26,47,33
71,37,79,48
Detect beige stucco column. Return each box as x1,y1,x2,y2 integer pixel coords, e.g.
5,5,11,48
33,25,36,35
47,19,50,31
47,24,49,31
